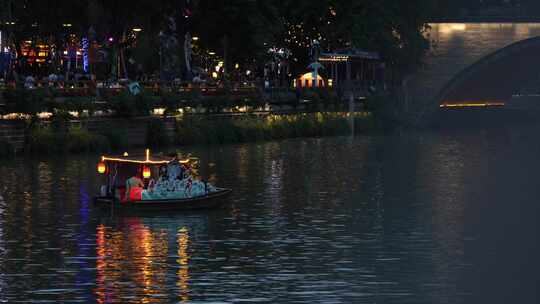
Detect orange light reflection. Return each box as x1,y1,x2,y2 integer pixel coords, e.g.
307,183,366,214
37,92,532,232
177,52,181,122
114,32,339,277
177,227,190,303
94,220,169,303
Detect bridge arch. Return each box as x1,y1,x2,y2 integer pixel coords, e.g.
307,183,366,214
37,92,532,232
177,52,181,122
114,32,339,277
405,23,540,124
437,36,540,106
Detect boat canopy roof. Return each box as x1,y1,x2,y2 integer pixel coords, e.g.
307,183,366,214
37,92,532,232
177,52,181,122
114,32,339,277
101,150,192,165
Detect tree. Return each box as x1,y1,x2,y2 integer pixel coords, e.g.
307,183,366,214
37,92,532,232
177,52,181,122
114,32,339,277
263,0,435,78
348,0,434,72
268,1,345,77
3,0,438,82
193,0,277,75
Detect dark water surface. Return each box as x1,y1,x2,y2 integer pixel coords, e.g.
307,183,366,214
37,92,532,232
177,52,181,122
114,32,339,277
1,125,540,303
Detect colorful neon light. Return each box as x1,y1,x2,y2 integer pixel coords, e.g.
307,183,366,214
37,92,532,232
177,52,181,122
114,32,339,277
82,37,89,73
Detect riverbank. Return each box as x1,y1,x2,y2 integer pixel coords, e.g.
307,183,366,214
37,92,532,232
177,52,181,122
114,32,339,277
0,112,377,157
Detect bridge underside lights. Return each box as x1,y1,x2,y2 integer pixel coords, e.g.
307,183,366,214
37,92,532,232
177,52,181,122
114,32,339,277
440,101,505,108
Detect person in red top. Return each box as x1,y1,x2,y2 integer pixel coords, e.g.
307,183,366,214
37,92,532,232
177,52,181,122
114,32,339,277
125,167,144,202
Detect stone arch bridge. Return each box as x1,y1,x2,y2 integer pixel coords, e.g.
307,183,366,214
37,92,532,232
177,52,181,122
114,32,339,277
405,22,540,124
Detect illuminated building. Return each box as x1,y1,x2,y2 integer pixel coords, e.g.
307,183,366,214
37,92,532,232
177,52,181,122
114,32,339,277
20,40,50,66
318,48,384,89
296,72,325,88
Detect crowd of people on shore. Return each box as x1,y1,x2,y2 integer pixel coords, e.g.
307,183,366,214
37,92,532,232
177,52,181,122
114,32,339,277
1,69,94,90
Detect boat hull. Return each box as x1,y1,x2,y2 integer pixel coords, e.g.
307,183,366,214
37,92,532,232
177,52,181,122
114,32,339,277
93,188,232,211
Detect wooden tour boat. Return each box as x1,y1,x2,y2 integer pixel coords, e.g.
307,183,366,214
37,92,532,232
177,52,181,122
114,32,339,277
93,149,231,211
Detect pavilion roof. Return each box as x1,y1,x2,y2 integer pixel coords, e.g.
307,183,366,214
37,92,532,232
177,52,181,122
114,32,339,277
319,48,380,61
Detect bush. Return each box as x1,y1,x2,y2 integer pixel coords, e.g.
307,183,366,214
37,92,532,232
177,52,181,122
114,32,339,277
202,95,230,114
174,112,376,146
160,92,183,116
110,92,152,118
66,126,110,153
160,89,203,113
27,124,111,154
64,97,97,117
50,110,75,133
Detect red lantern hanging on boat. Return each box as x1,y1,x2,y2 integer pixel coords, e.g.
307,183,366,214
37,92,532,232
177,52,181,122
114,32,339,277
97,162,106,174
143,166,151,179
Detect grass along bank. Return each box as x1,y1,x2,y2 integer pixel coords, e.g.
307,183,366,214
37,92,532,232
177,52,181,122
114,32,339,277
20,112,375,155
173,112,374,146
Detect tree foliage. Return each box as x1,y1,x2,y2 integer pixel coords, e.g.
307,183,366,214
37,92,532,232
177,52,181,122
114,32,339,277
193,0,275,72
2,0,438,79
348,0,435,71
265,0,435,75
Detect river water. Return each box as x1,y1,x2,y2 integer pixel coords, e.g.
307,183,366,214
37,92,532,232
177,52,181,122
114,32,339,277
1,123,539,303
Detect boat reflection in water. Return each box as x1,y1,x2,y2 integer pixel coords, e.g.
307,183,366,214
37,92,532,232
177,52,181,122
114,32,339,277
94,215,205,303
177,227,190,303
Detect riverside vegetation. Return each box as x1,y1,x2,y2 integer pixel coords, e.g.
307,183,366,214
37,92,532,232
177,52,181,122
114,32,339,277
17,112,375,156
0,87,389,156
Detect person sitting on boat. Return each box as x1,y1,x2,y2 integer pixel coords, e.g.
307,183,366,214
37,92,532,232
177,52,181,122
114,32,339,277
148,165,174,195
158,165,168,181
149,165,168,193
125,168,145,202
167,154,184,181
181,163,191,180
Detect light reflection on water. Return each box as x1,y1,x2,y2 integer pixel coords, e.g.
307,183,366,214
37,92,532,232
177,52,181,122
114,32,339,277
177,227,190,303
0,192,5,297
0,130,539,303
94,216,203,303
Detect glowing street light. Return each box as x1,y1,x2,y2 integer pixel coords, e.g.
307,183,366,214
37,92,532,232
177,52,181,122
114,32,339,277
132,28,142,32
63,23,72,27
192,36,199,41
